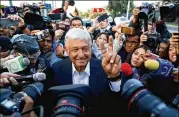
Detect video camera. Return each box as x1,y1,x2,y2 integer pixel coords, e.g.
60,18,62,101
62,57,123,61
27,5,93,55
138,3,155,20
122,79,178,117
0,82,44,115
160,1,179,22
138,3,156,32
49,84,92,117
24,12,52,30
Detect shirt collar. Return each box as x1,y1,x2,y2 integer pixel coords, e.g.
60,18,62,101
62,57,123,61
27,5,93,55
72,62,90,76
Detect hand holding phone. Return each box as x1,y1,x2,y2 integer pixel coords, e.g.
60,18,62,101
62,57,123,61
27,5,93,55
0,18,19,27
121,27,135,35
56,22,70,31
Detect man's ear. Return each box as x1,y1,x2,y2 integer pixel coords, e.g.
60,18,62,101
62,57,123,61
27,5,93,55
64,46,69,56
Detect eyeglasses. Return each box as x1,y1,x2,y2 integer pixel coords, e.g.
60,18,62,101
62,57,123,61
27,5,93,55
126,40,138,44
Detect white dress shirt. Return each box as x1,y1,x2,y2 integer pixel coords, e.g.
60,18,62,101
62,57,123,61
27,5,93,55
72,62,90,85
72,62,121,92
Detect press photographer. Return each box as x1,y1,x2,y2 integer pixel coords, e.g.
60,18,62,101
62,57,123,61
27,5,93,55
10,34,47,74
33,29,61,67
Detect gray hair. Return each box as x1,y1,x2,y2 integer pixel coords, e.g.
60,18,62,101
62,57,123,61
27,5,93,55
65,28,92,46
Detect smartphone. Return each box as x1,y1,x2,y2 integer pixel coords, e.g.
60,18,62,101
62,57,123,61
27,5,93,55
0,18,19,27
121,27,135,35
48,13,66,20
56,23,70,31
97,13,108,23
148,53,159,60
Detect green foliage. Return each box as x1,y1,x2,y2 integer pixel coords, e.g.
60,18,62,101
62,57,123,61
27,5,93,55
107,0,134,17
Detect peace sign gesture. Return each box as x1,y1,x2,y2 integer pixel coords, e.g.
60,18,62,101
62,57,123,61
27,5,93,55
101,36,121,78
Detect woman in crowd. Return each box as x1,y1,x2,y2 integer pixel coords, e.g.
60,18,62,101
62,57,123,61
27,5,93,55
168,44,178,68
91,32,109,59
125,45,150,78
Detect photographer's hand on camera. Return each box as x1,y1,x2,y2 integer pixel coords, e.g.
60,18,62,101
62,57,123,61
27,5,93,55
21,96,37,117
140,32,148,45
0,72,20,87
7,15,24,27
55,29,64,41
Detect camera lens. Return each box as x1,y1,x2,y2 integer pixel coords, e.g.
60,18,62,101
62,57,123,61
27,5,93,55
122,79,179,117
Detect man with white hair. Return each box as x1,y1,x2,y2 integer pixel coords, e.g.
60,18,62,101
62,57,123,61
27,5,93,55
49,28,125,117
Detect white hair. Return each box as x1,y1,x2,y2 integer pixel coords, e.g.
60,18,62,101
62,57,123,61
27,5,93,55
65,28,92,46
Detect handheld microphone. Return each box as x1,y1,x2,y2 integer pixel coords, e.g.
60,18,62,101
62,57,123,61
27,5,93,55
121,63,133,77
144,58,178,77
15,73,46,82
4,56,30,73
121,63,140,79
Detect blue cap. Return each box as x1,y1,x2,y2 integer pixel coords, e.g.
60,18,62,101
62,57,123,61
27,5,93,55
11,34,40,54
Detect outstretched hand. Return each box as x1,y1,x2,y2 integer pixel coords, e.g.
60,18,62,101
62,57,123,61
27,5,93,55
101,36,121,78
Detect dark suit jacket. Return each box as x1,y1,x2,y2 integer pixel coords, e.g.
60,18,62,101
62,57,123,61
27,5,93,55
49,58,127,117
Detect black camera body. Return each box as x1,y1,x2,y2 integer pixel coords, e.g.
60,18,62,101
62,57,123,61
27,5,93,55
138,4,155,19
122,79,178,117
0,82,43,115
160,2,179,22
143,32,160,52
68,0,75,6
138,3,155,32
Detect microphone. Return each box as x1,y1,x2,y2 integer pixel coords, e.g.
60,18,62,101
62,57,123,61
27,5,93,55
121,63,140,79
4,56,30,73
144,59,159,70
121,63,133,77
15,73,46,82
144,58,178,77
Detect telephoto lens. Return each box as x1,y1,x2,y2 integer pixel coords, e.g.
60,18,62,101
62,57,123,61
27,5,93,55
122,79,179,117
49,84,92,117
0,82,44,114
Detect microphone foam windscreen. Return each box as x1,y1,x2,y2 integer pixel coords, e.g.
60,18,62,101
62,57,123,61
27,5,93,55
23,58,30,66
121,63,133,77
33,73,46,81
144,59,159,70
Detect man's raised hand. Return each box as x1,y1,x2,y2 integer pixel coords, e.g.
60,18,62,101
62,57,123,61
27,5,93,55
101,36,121,78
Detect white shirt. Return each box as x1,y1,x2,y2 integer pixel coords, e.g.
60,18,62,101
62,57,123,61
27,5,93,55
72,62,121,92
72,62,90,85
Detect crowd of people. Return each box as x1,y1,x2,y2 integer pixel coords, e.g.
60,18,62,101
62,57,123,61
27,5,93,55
0,0,179,117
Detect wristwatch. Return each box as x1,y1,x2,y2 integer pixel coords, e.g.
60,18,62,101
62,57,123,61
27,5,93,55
108,72,121,82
